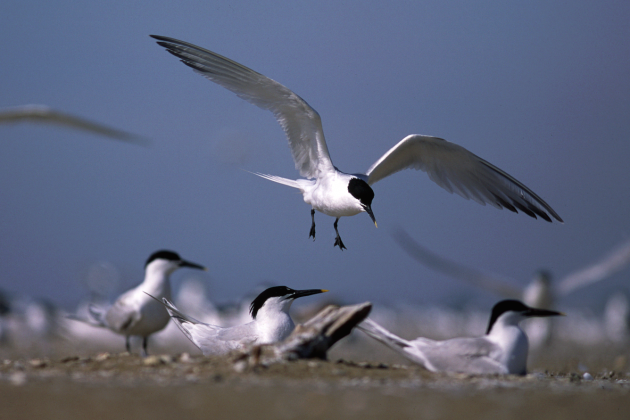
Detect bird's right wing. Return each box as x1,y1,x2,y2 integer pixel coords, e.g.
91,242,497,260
366,135,562,222
556,239,630,296
0,105,148,145
393,229,523,299
151,35,334,179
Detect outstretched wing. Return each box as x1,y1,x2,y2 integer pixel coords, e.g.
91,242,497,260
0,104,148,145
393,228,523,299
366,135,562,222
151,35,333,179
557,239,630,296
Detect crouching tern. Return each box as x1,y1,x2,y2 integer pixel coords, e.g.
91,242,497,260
359,300,563,375
151,35,562,250
86,250,207,356
151,286,327,355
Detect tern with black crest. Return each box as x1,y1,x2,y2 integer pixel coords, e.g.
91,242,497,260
359,300,564,375
85,250,207,356
152,286,327,355
151,35,562,250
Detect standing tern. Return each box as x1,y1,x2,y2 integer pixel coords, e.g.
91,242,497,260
151,286,327,355
151,35,562,250
0,104,149,145
359,300,563,375
86,250,207,356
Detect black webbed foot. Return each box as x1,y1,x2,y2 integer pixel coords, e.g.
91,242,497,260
333,217,346,250
309,209,316,240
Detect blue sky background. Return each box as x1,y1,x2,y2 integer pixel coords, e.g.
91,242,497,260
1,1,629,312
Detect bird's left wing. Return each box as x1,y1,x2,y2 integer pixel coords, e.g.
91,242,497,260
0,105,148,145
366,135,562,222
151,35,334,179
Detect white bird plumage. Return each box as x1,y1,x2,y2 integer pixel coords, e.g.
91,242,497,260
359,300,563,375
151,35,562,249
84,250,207,356
152,286,327,356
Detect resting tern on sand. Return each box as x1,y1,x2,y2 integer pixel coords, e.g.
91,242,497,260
150,286,327,355
359,300,563,375
85,250,207,356
151,35,562,250
0,104,148,145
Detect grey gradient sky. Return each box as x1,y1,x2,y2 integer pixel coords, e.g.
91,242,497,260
1,1,629,311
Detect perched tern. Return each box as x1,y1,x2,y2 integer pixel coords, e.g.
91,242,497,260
359,300,563,375
0,104,148,145
152,286,327,355
86,250,206,356
151,35,562,250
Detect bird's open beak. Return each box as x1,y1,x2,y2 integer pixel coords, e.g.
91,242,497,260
180,260,208,271
525,307,565,317
291,289,328,299
364,205,377,228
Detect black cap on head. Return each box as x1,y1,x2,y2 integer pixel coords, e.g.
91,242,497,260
485,299,563,334
347,178,374,207
248,286,327,319
145,250,182,268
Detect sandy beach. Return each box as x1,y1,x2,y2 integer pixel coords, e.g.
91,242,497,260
1,337,629,420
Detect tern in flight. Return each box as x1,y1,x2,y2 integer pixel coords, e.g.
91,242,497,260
151,35,562,250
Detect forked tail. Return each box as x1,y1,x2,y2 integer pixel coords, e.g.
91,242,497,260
249,171,304,190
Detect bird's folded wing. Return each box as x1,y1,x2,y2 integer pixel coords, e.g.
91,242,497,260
151,35,333,179
412,337,507,374
104,300,140,333
366,135,562,222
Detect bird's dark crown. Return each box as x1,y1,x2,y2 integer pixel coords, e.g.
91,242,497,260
348,178,374,206
249,286,295,319
145,250,182,268
485,299,531,334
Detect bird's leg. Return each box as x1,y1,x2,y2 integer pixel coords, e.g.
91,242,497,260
333,218,346,250
125,336,131,353
309,209,316,240
141,337,149,358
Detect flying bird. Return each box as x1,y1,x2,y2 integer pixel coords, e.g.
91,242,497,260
151,35,562,250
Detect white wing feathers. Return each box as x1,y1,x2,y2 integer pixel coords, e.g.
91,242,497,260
366,135,562,223
151,35,333,180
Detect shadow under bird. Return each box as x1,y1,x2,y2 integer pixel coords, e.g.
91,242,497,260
151,35,562,250
86,250,207,356
359,300,563,375
150,286,327,355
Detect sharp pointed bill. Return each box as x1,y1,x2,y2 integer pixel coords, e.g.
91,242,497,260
0,104,149,146
153,285,327,356
151,35,562,250
359,300,563,375
83,250,207,356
